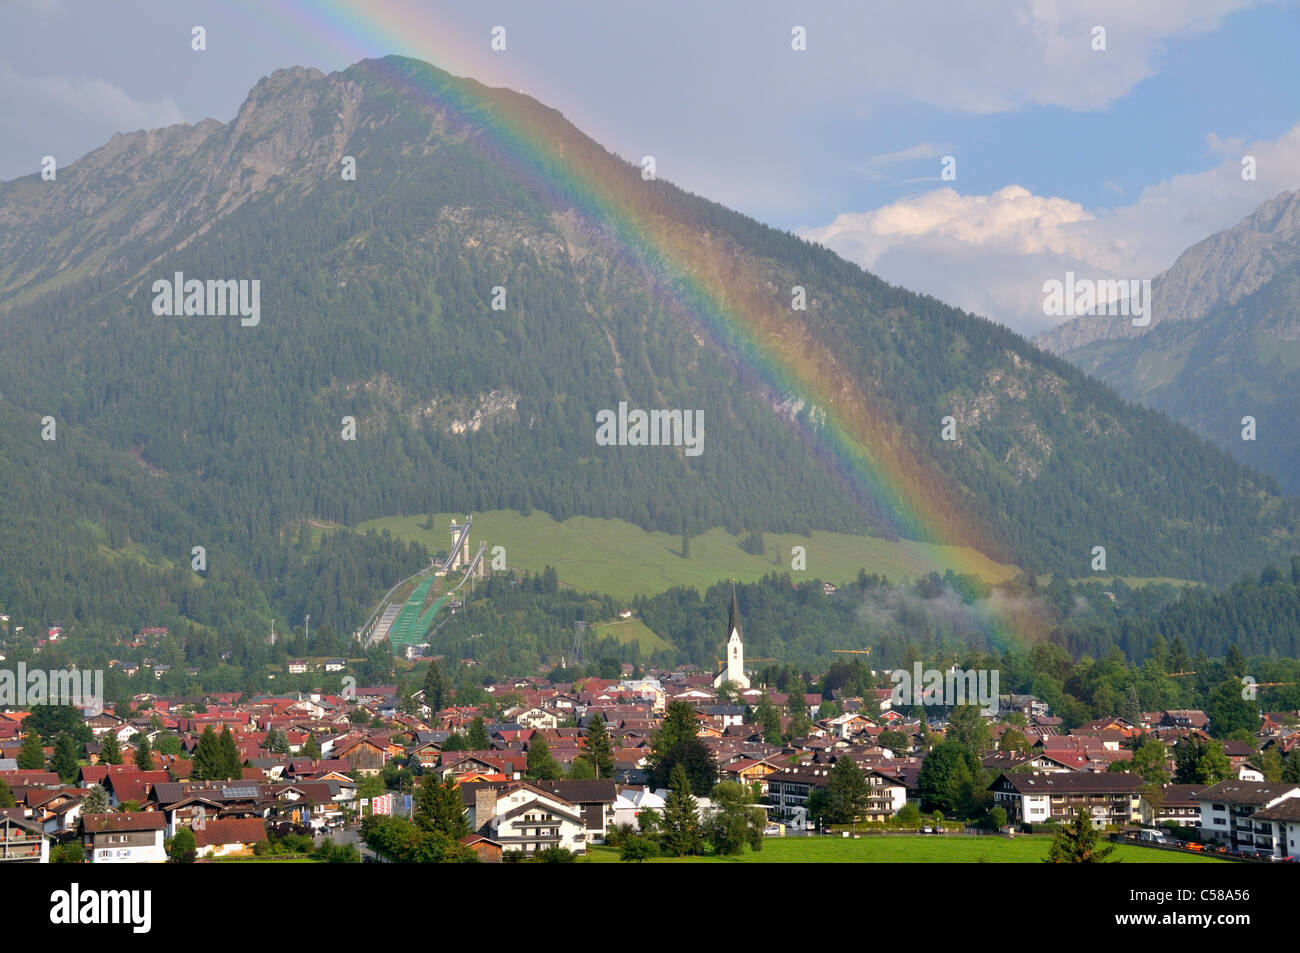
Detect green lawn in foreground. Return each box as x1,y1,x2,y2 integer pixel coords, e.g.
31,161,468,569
581,836,1227,863
358,510,1020,601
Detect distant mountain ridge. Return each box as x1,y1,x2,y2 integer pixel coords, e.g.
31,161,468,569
1036,190,1300,492
1036,190,1300,355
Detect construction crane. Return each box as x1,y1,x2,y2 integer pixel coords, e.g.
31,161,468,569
715,655,776,670
832,648,872,655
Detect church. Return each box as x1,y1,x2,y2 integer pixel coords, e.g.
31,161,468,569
713,585,750,690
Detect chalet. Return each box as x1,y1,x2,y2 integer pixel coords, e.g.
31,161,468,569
1198,779,1300,858
194,817,268,858
1138,784,1205,828
334,737,388,776
0,812,48,863
464,781,589,856
1252,798,1300,860
1162,710,1210,731
766,765,818,823
990,773,1142,828
719,758,781,789
82,812,166,863
532,779,618,843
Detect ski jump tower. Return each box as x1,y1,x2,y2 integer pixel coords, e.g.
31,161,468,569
447,516,473,571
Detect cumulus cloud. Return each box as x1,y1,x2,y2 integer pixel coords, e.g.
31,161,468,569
800,123,1300,337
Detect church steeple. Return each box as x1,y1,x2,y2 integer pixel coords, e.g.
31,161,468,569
728,581,742,640
715,581,750,690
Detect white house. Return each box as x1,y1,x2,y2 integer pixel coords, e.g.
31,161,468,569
1198,779,1300,858
81,813,166,864
612,787,666,828
470,782,589,855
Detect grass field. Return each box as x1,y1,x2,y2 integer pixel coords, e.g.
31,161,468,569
581,835,1226,864
593,617,674,653
358,510,1021,602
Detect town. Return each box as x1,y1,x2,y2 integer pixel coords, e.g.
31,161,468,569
2,590,1298,865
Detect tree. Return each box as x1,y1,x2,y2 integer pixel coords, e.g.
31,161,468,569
805,788,832,828
192,726,222,780
755,693,783,745
168,826,197,863
218,726,242,779
785,677,812,739
0,778,14,808
1173,738,1231,785
660,764,702,857
680,520,690,559
620,835,659,862
827,757,871,830
879,728,910,754
423,659,449,713
946,705,991,754
52,732,80,783
414,775,470,838
466,716,491,751
1282,749,1300,784
1130,739,1170,784
303,733,322,760
50,842,85,864
534,845,575,863
705,781,765,855
1047,809,1116,863
917,740,983,816
649,701,717,794
23,704,91,745
999,727,1029,753
99,733,122,765
82,783,109,816
1207,678,1259,739
584,717,615,779
989,806,1008,830
16,731,46,770
133,734,154,771
526,735,561,781
896,801,921,828
650,737,717,796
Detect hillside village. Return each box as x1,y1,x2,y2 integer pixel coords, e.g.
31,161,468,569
3,595,1300,865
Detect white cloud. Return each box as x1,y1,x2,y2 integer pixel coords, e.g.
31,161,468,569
828,0,1260,114
800,123,1300,337
0,58,185,133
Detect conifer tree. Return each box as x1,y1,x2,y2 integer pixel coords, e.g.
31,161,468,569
585,716,615,779
17,730,47,770
133,734,154,771
100,733,122,765
1047,808,1116,863
660,763,702,857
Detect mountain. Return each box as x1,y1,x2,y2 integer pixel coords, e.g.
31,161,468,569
1036,190,1300,491
0,57,1294,643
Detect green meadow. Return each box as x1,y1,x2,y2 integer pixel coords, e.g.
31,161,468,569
581,836,1227,864
358,510,1020,602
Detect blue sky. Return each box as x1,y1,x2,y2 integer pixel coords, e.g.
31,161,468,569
2,0,1297,334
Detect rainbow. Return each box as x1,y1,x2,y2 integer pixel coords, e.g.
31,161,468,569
244,1,1037,650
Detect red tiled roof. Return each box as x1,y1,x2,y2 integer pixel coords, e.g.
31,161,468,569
193,817,267,849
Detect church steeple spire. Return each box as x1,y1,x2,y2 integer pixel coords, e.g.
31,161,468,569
728,580,741,640
715,580,750,690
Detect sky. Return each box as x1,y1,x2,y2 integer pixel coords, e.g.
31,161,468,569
2,0,1298,337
